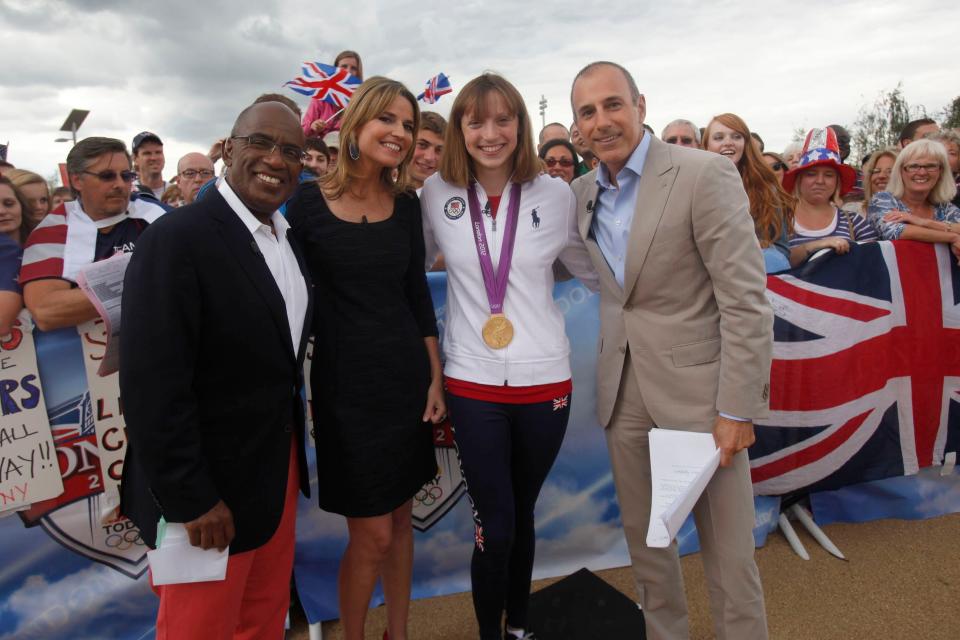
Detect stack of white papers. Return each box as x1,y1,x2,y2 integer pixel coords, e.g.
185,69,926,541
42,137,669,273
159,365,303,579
147,521,229,585
646,428,721,548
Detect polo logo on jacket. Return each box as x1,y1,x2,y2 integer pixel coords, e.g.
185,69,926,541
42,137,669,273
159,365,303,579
444,197,466,220
531,207,541,229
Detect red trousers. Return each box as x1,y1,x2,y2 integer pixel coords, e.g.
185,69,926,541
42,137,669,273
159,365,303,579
153,440,299,640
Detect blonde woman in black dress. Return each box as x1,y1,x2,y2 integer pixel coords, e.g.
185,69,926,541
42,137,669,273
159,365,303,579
288,77,444,640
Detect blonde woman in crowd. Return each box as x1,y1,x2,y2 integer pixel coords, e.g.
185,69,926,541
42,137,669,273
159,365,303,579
867,138,960,262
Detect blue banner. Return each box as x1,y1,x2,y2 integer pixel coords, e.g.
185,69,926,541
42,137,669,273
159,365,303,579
1,267,958,637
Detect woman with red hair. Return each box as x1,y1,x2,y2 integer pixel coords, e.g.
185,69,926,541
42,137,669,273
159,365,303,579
703,113,794,272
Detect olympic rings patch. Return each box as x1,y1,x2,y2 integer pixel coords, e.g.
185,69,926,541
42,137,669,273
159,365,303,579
443,197,466,220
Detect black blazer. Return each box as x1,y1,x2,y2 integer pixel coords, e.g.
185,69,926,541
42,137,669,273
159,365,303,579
119,189,313,554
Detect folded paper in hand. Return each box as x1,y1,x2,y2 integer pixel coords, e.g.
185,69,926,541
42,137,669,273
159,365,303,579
147,521,229,585
76,251,132,377
646,428,721,548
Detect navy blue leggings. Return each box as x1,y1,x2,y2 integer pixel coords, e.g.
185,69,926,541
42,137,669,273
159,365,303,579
447,392,571,640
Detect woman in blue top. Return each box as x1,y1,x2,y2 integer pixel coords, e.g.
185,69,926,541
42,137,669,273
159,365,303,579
867,139,960,263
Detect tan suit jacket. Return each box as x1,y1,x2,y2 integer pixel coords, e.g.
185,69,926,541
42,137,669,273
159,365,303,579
571,136,773,429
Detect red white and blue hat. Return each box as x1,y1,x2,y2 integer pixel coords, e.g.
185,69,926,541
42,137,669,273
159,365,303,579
782,127,857,195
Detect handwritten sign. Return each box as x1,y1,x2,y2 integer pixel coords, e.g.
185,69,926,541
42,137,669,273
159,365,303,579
77,318,126,523
0,312,61,513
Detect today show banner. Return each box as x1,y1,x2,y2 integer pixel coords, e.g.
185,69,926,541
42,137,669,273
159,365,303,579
1,247,958,638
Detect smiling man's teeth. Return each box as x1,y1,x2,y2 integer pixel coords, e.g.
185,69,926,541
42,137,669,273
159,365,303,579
256,173,279,185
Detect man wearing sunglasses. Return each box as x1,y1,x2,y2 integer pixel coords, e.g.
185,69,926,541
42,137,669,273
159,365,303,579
19,136,166,330
661,119,700,149
120,101,312,639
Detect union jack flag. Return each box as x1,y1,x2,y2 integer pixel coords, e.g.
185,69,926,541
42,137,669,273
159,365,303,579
284,62,361,109
553,395,569,411
417,73,452,104
749,241,960,495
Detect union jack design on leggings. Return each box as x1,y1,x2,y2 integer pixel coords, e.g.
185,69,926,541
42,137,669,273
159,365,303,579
552,395,569,411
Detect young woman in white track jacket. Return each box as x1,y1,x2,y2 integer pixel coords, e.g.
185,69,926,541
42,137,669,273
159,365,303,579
420,73,597,640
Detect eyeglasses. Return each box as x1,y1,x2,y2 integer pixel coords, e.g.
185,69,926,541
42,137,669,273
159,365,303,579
870,168,892,176
82,170,138,183
544,157,574,168
180,169,216,180
231,135,305,163
665,136,696,145
771,162,787,171
903,163,941,174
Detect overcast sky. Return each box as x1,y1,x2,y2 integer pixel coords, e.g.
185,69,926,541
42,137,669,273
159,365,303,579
1,0,956,182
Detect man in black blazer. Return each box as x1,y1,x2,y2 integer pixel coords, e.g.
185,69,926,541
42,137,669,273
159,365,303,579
120,101,313,638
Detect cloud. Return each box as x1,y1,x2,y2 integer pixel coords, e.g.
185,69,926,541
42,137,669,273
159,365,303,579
0,564,155,640
2,1,956,185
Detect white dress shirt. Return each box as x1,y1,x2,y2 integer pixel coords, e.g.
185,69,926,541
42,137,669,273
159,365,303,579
218,180,308,354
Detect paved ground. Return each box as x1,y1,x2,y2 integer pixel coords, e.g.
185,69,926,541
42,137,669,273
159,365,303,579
288,513,960,639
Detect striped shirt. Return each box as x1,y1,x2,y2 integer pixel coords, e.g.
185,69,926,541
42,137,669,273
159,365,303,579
19,195,166,286
788,207,879,248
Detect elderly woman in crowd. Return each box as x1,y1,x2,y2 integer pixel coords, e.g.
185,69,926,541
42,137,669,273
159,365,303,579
867,138,960,261
0,176,27,335
784,127,879,265
302,50,363,139
703,113,795,272
537,138,579,184
5,169,50,231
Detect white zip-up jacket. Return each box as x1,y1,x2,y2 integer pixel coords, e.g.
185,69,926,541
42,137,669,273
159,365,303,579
422,173,599,386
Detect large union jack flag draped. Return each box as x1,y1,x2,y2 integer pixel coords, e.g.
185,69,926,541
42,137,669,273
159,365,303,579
749,241,960,495
284,62,361,108
417,72,452,104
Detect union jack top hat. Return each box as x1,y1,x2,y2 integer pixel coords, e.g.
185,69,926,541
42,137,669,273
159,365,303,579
782,127,858,196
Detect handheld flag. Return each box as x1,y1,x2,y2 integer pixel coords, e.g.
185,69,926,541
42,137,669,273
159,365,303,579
417,73,452,104
284,62,361,109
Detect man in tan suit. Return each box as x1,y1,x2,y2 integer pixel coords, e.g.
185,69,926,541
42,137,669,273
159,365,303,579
570,61,773,640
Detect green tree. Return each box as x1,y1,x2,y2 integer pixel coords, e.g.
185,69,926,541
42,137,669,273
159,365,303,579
851,83,914,161
941,96,960,130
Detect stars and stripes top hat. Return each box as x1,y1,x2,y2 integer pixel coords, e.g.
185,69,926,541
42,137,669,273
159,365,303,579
782,127,858,196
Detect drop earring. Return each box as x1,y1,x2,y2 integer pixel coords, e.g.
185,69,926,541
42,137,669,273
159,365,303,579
348,139,360,161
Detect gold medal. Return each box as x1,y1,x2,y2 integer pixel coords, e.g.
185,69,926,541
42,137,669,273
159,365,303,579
482,314,514,349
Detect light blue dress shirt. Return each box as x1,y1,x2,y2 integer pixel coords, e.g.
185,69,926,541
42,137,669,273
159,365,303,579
590,132,651,288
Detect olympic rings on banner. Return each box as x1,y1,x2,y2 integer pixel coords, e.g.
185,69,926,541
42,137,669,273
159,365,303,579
104,528,144,550
415,485,444,506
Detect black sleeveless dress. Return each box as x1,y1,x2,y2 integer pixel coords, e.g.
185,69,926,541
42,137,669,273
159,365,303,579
288,183,437,517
